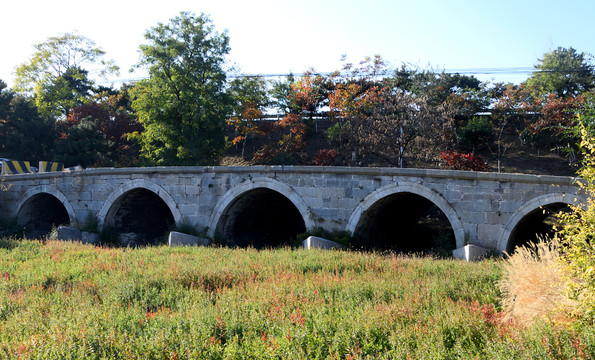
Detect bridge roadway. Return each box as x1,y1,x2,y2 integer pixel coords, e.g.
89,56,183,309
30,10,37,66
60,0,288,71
0,166,585,253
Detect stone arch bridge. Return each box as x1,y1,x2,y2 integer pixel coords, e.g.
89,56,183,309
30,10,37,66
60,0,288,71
0,166,585,253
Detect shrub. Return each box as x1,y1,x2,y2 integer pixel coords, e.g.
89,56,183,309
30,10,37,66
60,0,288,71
0,216,23,238
458,116,494,151
441,151,488,172
556,112,595,323
326,122,348,148
499,239,575,326
81,212,99,233
99,224,120,247
312,149,337,166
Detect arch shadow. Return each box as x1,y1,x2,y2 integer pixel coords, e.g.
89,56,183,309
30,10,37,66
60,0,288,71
346,182,465,249
16,186,76,225
97,179,182,227
496,193,587,253
207,177,314,239
16,186,75,237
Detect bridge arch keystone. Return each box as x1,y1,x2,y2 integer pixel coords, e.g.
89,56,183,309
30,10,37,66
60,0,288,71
346,181,465,248
97,179,182,227
207,177,314,238
496,193,586,253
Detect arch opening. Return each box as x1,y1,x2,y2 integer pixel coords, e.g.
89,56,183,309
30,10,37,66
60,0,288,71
216,188,306,248
353,192,456,255
17,193,70,238
104,188,175,246
507,202,570,252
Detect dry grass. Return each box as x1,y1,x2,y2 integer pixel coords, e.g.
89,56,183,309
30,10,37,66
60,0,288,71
499,239,576,326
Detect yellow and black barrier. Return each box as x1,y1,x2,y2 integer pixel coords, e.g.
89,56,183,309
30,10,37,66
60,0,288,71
39,161,64,173
1,160,31,175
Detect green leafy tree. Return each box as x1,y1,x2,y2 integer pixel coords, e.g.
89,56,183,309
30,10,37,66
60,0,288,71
14,33,119,119
130,12,230,165
458,116,494,153
35,67,96,119
0,80,55,161
270,73,300,115
390,65,487,113
526,47,595,98
54,117,109,167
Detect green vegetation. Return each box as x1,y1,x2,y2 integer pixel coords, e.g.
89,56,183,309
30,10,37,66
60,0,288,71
555,95,595,324
0,240,594,359
1,13,593,172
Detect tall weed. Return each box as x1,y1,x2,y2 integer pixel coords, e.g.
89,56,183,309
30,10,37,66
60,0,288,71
499,239,575,326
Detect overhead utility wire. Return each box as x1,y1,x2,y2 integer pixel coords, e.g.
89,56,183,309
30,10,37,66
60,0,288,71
98,67,592,85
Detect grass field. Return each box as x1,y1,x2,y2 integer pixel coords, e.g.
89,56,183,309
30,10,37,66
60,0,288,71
0,238,594,359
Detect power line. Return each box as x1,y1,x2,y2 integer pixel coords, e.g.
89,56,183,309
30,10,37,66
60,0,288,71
98,66,593,85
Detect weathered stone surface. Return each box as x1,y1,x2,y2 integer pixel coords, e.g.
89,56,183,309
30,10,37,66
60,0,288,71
302,236,344,250
0,166,584,257
168,231,209,247
119,232,138,247
81,231,101,244
57,226,82,241
453,244,491,261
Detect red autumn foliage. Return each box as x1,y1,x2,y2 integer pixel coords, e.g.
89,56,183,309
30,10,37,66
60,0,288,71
313,149,337,166
441,151,488,172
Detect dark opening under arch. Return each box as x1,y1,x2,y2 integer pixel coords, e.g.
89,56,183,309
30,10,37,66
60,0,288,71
508,202,570,252
17,193,70,238
105,188,175,246
353,192,455,255
216,188,306,248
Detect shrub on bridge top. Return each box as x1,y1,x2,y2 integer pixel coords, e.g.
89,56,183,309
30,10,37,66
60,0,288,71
440,151,488,172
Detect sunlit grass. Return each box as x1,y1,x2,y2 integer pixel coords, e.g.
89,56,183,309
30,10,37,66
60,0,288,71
0,239,593,359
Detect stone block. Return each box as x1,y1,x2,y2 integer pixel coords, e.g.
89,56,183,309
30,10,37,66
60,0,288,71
57,226,82,241
453,244,491,261
81,231,101,244
302,236,343,250
168,231,209,247
119,232,138,247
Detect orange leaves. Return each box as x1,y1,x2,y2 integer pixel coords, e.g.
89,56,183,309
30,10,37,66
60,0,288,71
288,69,324,112
328,56,387,121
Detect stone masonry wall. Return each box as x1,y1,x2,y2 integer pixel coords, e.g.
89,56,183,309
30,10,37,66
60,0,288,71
0,166,584,252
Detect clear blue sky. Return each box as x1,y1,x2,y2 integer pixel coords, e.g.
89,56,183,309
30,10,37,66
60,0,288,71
1,0,593,87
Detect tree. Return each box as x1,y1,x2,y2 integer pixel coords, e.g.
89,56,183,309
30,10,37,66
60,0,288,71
526,47,595,98
63,90,143,167
14,33,119,119
227,76,269,158
328,56,387,160
270,73,300,115
130,12,230,165
35,67,96,119
0,80,55,161
363,90,456,168
458,116,494,153
54,117,109,167
390,65,487,116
